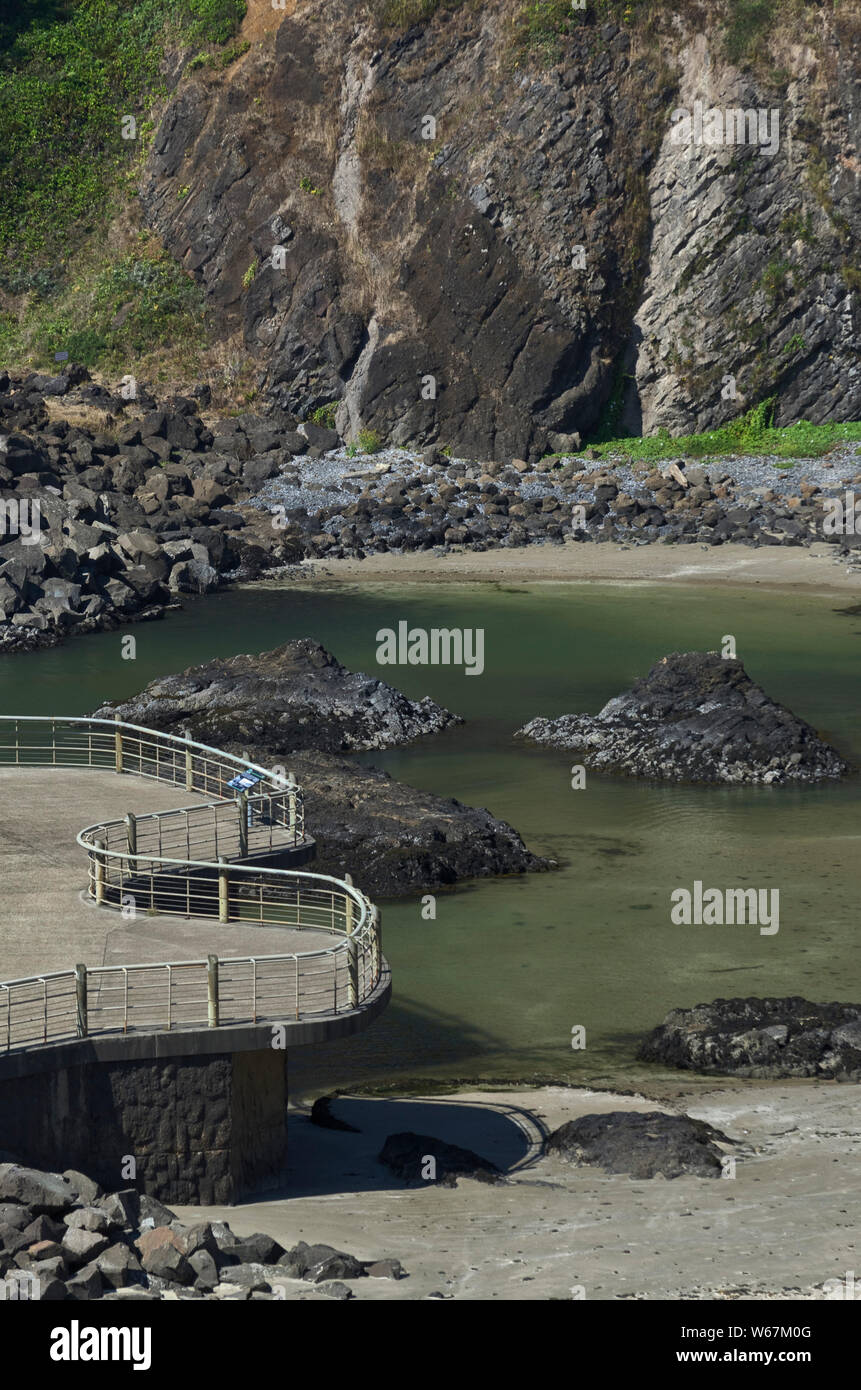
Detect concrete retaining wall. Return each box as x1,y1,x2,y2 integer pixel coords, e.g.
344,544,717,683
0,1048,288,1204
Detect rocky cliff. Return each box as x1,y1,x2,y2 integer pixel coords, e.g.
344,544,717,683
138,0,860,461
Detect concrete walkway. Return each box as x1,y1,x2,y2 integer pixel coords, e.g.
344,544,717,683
0,768,336,982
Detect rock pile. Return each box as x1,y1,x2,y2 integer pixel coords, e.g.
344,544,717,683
639,997,861,1079
378,1133,501,1187
5,360,859,655
261,454,861,561
0,1161,404,1301
517,650,849,784
0,367,315,651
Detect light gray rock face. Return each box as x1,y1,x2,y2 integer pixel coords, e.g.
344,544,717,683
517,650,849,784
629,34,860,436
93,639,462,753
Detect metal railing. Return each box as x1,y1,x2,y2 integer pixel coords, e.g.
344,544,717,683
0,717,383,1052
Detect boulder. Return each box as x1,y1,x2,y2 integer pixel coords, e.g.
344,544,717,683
278,1242,366,1282
546,1111,731,1179
298,422,339,451
95,1242,144,1289
92,639,460,754
65,1261,103,1300
63,1207,109,1235
378,1132,500,1187
0,1165,79,1216
61,1226,110,1266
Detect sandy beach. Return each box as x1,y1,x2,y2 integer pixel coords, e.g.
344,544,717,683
288,541,861,597
173,1079,861,1301
286,539,861,594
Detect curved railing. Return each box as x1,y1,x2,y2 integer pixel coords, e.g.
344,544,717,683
0,717,383,1053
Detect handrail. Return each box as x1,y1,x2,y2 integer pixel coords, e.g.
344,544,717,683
0,716,383,1052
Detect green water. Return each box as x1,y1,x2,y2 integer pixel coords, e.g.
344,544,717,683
3,579,860,1094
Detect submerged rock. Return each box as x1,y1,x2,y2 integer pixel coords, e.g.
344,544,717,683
639,997,861,1079
93,639,461,752
516,650,849,784
546,1112,731,1179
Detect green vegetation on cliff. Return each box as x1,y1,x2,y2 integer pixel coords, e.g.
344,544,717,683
0,0,245,381
0,0,245,265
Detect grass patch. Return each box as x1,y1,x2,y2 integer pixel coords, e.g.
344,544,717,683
566,400,861,463
0,0,246,268
2,234,208,376
347,429,384,456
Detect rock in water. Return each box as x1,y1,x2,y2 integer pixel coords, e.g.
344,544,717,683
284,750,548,897
546,1112,731,1179
639,997,861,1079
93,639,462,752
516,650,848,784
92,649,548,895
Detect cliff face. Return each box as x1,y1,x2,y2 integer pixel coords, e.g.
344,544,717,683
139,1,860,460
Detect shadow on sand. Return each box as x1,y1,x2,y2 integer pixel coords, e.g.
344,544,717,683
283,1093,550,1199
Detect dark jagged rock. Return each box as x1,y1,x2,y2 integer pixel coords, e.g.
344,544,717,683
284,750,549,898
639,997,861,1080
546,1112,731,1179
93,639,460,753
278,1241,365,1282
91,649,548,895
139,6,860,456
378,1132,501,1187
517,650,849,784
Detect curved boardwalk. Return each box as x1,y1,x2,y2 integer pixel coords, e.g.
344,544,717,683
0,720,384,1053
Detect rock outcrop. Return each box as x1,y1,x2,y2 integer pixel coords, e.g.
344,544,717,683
93,648,549,896
639,997,861,1079
516,650,849,784
137,2,860,458
94,639,461,753
546,1112,732,1179
285,750,548,897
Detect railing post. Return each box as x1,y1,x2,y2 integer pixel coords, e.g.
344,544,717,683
344,874,358,1009
238,793,248,857
287,771,296,839
94,838,106,904
114,716,123,774
207,954,219,1028
185,744,193,793
125,812,137,857
75,964,88,1038
218,857,229,923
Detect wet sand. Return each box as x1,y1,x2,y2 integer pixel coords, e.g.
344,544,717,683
292,540,861,598
173,1080,861,1301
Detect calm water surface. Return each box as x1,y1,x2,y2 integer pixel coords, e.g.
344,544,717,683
2,578,859,1093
